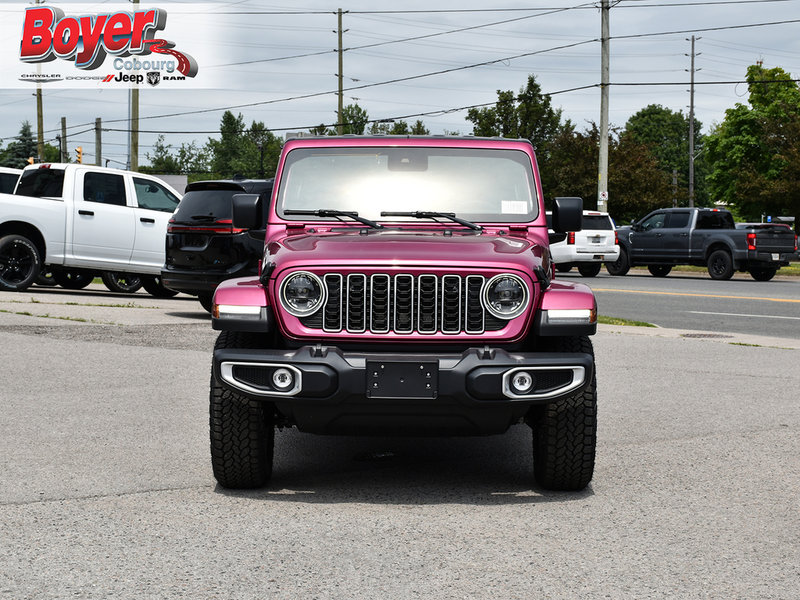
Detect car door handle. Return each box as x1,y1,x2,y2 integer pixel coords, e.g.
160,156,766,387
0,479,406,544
655,233,663,237
78,210,94,216
140,217,156,223
680,233,689,237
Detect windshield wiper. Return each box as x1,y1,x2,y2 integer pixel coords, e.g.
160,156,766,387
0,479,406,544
284,209,384,229
381,211,482,231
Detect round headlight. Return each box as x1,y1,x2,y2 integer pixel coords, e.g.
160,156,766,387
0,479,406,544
482,273,529,320
280,271,326,317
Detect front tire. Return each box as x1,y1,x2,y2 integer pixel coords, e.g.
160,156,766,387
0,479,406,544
749,268,777,282
198,292,214,313
210,331,275,489
577,263,602,277
707,250,734,280
528,336,597,491
605,248,629,276
142,276,179,298
0,234,41,292
647,265,672,277
101,272,143,294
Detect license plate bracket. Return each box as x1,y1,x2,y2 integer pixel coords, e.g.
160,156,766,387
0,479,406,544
366,360,438,399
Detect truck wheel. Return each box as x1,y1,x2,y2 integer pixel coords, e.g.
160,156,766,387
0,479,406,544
101,272,143,294
577,263,602,277
53,268,94,289
556,264,572,273
141,276,179,298
647,265,672,277
749,268,777,282
210,331,275,489
0,234,41,292
198,292,214,313
707,250,734,280
36,268,57,287
605,248,629,276
528,336,596,491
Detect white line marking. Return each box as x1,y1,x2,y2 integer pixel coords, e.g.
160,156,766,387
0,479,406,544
687,311,800,321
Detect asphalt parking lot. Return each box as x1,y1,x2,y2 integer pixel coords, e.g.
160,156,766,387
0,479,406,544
1,286,799,599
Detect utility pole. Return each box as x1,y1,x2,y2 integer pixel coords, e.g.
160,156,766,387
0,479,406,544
95,118,102,166
336,8,346,134
61,117,67,162
597,0,610,213
130,0,140,171
686,35,700,207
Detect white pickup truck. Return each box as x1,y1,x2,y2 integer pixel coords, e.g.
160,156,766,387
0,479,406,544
0,163,181,294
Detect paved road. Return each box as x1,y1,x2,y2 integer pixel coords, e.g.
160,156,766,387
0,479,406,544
558,269,800,340
1,286,798,598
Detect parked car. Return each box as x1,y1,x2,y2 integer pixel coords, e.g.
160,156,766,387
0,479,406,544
547,210,619,277
209,136,598,492
0,167,22,194
608,208,797,280
0,163,181,294
161,178,274,312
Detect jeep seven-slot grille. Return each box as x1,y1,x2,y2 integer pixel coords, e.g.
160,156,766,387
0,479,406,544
299,273,506,334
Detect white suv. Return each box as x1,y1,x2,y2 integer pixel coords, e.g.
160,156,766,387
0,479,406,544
547,210,619,277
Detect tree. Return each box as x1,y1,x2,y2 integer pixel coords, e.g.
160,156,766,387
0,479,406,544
547,122,672,224
0,121,37,168
623,104,707,205
146,135,180,173
204,112,282,178
339,103,368,135
705,64,800,224
410,120,430,135
466,75,563,151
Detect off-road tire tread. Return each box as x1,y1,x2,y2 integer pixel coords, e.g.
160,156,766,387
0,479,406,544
531,336,597,491
210,331,274,489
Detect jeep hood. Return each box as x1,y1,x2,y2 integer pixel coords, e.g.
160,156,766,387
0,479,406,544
267,229,547,275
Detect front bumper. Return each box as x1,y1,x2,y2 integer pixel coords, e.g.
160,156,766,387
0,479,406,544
213,344,594,435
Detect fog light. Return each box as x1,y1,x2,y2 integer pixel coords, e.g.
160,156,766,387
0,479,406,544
272,368,294,391
511,371,534,394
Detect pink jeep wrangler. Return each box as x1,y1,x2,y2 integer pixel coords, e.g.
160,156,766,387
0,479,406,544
210,136,598,491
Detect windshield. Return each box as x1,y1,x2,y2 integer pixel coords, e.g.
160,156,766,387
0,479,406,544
277,147,538,223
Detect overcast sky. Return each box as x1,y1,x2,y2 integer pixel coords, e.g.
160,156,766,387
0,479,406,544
1,0,798,169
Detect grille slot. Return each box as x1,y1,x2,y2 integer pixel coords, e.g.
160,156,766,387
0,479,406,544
299,273,518,335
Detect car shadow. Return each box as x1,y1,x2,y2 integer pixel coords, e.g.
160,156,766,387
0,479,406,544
213,426,595,506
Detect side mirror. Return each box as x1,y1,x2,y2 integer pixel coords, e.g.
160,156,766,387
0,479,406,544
232,193,262,230
551,197,583,233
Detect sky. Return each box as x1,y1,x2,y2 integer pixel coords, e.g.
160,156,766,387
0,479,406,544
1,0,798,169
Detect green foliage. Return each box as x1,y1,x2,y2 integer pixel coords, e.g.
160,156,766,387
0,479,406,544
546,123,672,223
706,64,800,224
622,104,707,205
0,121,37,168
339,104,369,135
144,134,209,175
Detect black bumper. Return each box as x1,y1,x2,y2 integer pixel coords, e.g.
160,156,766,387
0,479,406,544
213,345,594,436
161,267,254,295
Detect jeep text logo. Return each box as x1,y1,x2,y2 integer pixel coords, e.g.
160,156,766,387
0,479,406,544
19,5,197,77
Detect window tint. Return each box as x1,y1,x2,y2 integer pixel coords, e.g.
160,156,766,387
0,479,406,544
665,212,691,229
134,177,180,212
640,213,666,231
84,173,126,206
172,189,239,222
696,211,734,229
0,173,19,194
15,168,65,198
582,215,613,230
